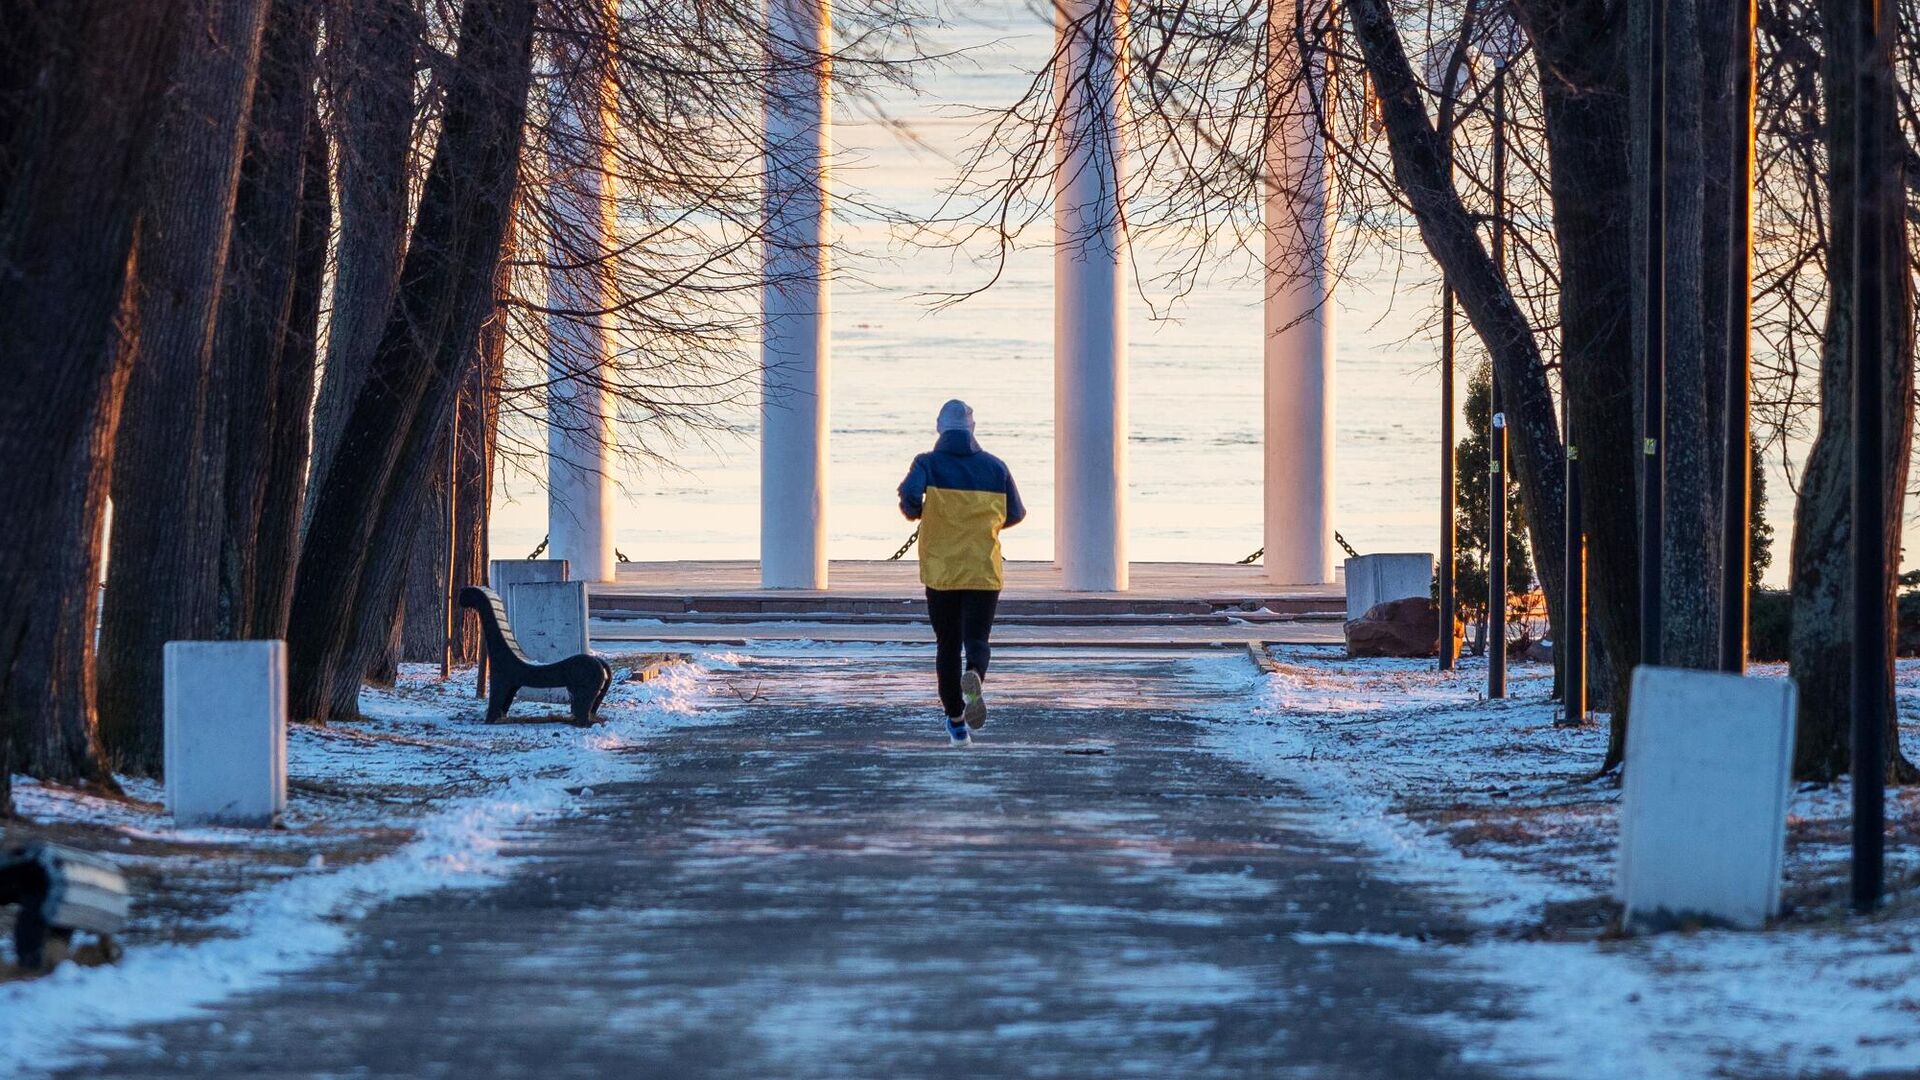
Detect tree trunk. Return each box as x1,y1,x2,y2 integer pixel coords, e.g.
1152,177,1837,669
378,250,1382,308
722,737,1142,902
1511,0,1641,749
0,0,48,204
402,226,513,668
306,0,421,525
1656,0,1721,670
250,110,329,640
400,426,456,664
1789,0,1917,782
0,3,185,803
453,263,511,665
213,0,321,639
286,0,535,723
1345,0,1567,672
98,0,270,775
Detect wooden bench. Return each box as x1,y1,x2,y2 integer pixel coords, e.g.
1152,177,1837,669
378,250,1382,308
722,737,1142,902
459,586,612,726
2,842,130,971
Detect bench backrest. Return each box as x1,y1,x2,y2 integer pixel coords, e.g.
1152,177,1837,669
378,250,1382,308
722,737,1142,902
5,843,130,934
458,586,537,667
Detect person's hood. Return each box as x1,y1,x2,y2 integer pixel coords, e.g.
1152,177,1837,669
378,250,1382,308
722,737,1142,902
933,429,981,456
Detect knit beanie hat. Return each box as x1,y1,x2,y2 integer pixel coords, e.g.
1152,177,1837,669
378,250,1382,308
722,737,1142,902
936,399,975,434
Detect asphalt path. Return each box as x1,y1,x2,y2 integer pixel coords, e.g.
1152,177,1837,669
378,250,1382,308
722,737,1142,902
63,647,1511,1079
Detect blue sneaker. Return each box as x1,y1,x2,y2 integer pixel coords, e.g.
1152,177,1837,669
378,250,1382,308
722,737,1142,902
946,718,971,746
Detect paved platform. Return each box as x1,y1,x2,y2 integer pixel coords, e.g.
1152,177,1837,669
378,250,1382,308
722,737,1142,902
594,560,1346,620
592,618,1343,647
61,646,1506,1078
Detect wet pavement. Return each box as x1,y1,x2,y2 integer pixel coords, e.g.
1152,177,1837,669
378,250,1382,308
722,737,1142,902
62,647,1512,1079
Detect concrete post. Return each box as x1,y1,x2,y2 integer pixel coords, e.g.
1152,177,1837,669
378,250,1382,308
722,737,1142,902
1262,0,1336,586
760,0,831,589
546,30,617,584
508,580,591,703
1054,0,1129,592
164,641,287,827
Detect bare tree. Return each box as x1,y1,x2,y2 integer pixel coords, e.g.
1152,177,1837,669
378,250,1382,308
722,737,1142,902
0,3,188,812
288,0,538,721
1785,0,1917,781
214,0,325,641
98,0,271,774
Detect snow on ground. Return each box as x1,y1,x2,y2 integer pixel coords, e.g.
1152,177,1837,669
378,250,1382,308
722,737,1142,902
1220,645,1920,1079
0,654,727,1078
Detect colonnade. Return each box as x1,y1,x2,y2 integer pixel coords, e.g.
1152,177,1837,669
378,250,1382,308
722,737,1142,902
546,1,1336,591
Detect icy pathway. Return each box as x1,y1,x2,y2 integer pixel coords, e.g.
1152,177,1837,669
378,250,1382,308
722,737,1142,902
59,647,1512,1078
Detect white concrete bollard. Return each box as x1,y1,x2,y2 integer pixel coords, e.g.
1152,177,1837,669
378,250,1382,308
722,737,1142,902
164,641,287,828
1617,666,1798,930
1343,553,1434,621
489,559,569,622
508,580,592,703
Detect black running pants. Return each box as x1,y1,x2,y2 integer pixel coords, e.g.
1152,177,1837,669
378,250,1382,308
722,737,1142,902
926,588,999,718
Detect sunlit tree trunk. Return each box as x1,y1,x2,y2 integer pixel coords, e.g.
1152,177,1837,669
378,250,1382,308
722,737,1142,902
98,0,270,774
0,3,186,808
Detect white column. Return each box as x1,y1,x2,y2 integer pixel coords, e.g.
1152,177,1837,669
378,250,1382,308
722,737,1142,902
1054,0,1129,592
760,0,831,590
1262,0,1336,586
545,35,617,585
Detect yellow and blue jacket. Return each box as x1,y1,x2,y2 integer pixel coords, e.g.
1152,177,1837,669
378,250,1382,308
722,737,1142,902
898,430,1026,591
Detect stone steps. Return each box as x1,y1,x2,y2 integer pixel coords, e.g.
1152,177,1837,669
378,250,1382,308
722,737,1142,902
589,594,1342,620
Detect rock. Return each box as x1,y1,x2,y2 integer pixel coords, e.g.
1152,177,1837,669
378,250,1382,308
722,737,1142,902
1344,597,1442,659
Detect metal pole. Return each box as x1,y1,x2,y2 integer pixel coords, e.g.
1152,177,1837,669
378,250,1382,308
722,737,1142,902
1488,62,1508,700
1641,0,1667,667
1563,390,1586,723
1440,286,1457,671
1439,112,1457,673
1850,0,1892,915
1719,0,1756,673
442,405,458,681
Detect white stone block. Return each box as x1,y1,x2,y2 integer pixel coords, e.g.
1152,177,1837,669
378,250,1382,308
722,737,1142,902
1344,553,1433,621
509,580,591,703
488,558,569,625
1617,666,1798,930
164,641,287,828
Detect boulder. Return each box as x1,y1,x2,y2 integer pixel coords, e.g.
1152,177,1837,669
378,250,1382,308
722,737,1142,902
1345,596,1443,659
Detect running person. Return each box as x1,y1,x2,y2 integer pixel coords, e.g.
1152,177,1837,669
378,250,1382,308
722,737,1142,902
898,400,1025,746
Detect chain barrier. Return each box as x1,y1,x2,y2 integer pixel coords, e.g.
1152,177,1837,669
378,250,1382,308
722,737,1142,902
887,527,920,561
524,536,627,563
1239,531,1358,565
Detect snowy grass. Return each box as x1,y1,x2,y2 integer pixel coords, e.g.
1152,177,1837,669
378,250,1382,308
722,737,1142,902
1220,645,1920,1079
0,653,727,1078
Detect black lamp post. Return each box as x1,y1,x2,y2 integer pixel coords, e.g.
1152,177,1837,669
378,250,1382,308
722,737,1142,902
1641,0,1667,670
1849,0,1893,915
1719,0,1755,674
1441,287,1457,672
1488,58,1510,699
